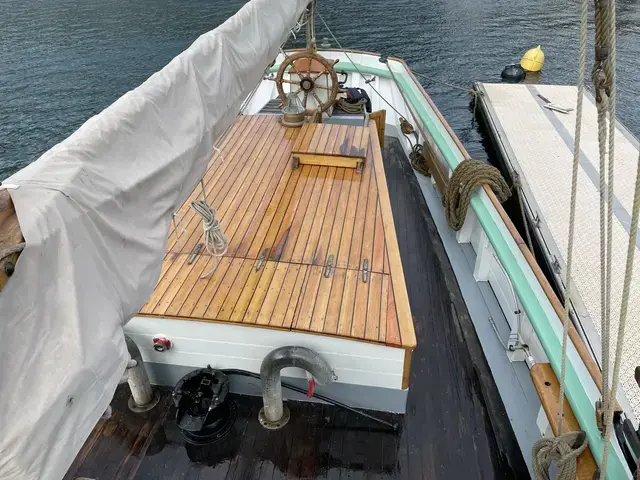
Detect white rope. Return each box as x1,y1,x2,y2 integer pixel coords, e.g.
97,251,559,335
191,200,228,256
601,148,640,474
532,0,589,477
190,180,228,279
556,0,589,434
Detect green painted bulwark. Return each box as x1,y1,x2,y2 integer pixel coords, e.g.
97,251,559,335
270,57,630,478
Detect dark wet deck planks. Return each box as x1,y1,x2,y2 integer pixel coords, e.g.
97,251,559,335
66,137,528,480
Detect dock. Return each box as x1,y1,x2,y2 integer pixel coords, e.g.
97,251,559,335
476,82,640,422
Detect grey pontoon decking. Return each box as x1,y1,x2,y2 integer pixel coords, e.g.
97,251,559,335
477,81,640,422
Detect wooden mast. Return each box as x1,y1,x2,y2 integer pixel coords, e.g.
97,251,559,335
0,189,23,292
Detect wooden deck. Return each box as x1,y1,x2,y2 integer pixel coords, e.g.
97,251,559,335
140,115,415,349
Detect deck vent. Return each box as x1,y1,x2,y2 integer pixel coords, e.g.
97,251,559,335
172,366,236,445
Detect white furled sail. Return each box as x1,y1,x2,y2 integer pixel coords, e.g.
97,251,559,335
0,0,308,478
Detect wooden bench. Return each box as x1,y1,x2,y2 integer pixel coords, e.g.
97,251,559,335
291,123,370,170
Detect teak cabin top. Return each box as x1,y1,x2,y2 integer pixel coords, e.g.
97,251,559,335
140,114,416,351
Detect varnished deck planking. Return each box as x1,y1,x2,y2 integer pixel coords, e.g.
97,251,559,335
141,115,415,349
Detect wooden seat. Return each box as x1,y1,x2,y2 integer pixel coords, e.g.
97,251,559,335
291,123,370,170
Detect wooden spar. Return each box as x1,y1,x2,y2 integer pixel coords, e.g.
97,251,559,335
0,190,24,292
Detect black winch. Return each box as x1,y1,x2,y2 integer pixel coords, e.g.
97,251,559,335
172,367,236,445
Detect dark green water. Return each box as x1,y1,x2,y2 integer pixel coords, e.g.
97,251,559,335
2,0,639,179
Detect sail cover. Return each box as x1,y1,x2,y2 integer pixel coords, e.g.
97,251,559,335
0,0,308,478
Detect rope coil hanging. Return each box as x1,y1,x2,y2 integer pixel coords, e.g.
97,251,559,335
442,159,511,231
532,432,589,480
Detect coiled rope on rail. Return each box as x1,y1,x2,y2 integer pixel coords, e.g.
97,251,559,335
442,159,510,231
532,432,589,480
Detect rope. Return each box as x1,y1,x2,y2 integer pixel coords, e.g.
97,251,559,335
409,141,430,177
555,0,589,444
601,0,619,474
190,180,228,279
592,0,613,444
336,98,365,114
532,432,589,480
532,2,591,478
315,8,404,118
601,151,640,473
442,159,511,231
191,200,228,256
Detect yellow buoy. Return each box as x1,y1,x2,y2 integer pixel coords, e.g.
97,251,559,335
520,45,544,72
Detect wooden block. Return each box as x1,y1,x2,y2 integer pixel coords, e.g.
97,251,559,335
295,153,362,169
530,363,597,480
369,113,386,147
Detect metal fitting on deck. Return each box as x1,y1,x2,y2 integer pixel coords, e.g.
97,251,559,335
124,335,160,412
259,346,334,429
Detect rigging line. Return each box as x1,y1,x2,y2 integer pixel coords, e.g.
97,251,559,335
592,0,613,431
601,0,623,471
556,0,589,438
315,8,404,118
601,143,640,477
604,0,617,419
411,70,476,95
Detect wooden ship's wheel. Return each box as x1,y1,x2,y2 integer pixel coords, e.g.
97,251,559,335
275,51,339,116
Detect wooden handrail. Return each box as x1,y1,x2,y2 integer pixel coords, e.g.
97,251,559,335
0,190,23,292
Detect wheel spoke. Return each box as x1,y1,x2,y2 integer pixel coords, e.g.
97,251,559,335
303,91,309,108
314,84,331,90
312,90,323,107
281,78,298,85
312,69,328,81
289,64,303,79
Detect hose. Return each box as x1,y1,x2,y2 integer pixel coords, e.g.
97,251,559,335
221,368,399,431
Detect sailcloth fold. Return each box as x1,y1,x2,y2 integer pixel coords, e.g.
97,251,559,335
0,0,308,478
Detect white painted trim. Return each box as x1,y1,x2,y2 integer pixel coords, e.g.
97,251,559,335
125,316,405,390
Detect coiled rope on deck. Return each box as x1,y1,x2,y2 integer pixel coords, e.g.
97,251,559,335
442,159,510,231
190,200,228,257
190,179,228,279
